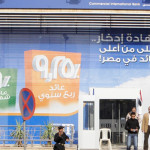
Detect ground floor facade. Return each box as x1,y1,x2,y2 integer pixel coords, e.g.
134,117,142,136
0,8,150,150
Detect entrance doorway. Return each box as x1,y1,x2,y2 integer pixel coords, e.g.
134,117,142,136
78,88,141,150
99,99,136,144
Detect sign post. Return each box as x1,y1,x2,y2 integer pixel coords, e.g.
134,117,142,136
19,88,35,150
23,120,26,150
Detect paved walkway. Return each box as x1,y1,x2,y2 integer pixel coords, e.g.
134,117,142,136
0,145,145,150
101,145,143,150
0,144,77,150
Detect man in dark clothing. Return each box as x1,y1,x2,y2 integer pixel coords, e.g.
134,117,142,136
125,112,140,150
54,126,69,150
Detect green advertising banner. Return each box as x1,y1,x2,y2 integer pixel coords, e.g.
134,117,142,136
0,69,17,108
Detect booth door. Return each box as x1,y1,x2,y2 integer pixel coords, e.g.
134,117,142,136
99,99,136,145
78,96,99,150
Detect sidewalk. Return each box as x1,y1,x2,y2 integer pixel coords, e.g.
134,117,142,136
101,145,143,150
0,145,144,150
0,144,77,150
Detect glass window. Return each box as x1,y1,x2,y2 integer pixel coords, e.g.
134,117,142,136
83,101,94,130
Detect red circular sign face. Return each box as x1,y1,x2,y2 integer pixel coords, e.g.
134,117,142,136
19,88,36,120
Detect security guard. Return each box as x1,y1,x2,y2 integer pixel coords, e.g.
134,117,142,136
54,126,69,150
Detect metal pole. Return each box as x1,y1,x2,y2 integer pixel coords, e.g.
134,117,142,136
112,103,113,143
118,102,120,144
23,120,26,150
70,125,74,147
40,126,41,145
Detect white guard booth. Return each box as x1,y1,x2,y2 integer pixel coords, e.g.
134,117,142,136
78,88,142,150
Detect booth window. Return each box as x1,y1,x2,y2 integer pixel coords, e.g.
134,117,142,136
83,101,94,130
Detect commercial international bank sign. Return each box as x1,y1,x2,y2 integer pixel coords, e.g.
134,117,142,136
0,0,150,10
24,50,81,116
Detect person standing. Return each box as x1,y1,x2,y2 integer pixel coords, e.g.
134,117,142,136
142,106,150,150
54,126,69,150
126,107,140,122
125,112,140,150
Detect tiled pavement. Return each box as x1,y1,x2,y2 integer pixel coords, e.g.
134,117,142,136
0,145,146,150
100,145,143,150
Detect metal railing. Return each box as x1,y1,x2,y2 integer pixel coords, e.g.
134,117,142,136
0,124,75,147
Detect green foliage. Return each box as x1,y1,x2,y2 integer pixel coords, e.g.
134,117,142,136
11,120,24,139
42,122,54,140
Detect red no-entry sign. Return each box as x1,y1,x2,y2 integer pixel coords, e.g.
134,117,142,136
19,88,35,121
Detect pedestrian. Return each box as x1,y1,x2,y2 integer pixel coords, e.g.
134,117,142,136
142,106,150,150
126,107,140,122
125,112,140,150
54,126,69,150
